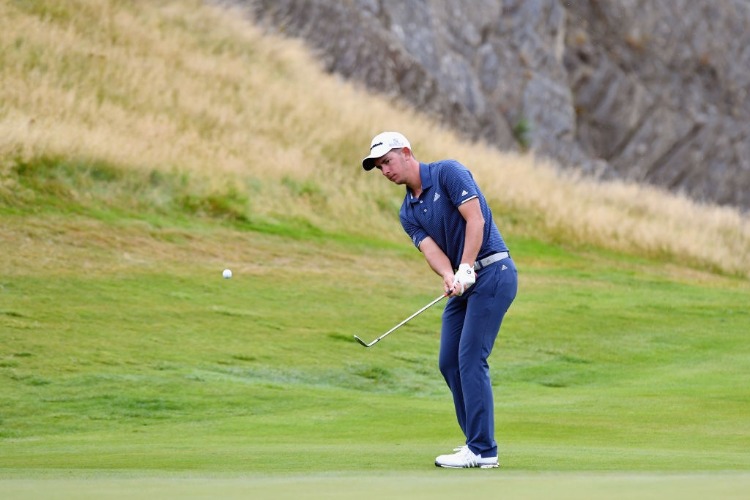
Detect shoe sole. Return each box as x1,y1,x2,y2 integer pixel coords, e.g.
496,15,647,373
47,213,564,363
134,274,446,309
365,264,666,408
435,462,499,469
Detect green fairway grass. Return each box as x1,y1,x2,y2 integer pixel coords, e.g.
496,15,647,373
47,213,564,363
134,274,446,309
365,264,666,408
2,0,749,498
3,472,750,500
1,215,748,481
2,138,749,500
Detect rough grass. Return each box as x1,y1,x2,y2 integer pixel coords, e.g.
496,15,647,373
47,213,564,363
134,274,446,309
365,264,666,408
1,0,749,276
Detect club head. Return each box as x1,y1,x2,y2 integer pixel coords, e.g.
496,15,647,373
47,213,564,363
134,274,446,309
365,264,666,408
353,335,373,348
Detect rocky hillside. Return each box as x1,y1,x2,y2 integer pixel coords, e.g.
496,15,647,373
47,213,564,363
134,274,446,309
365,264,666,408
236,0,750,211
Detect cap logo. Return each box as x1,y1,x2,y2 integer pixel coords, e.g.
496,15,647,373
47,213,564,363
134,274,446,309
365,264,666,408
370,142,383,151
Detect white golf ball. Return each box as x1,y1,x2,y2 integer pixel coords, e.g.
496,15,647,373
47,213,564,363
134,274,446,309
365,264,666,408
222,269,232,279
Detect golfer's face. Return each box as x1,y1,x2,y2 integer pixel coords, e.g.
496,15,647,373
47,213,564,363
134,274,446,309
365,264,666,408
375,148,406,184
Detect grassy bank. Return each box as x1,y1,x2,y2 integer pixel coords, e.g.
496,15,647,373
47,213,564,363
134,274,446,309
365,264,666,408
1,0,749,498
1,0,748,276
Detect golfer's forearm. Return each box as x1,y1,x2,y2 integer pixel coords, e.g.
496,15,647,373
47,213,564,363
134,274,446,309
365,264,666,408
419,237,454,279
458,199,485,266
460,216,483,266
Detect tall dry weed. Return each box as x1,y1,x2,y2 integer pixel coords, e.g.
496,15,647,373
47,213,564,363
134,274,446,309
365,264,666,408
1,0,748,277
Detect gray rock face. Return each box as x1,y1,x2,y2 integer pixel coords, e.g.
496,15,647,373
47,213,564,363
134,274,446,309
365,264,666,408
241,0,750,210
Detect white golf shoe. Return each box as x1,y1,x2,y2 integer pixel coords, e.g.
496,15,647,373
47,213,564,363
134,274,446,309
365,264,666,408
435,446,499,468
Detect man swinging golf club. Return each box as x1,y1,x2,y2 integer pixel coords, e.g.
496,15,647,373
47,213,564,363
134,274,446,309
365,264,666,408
362,132,518,468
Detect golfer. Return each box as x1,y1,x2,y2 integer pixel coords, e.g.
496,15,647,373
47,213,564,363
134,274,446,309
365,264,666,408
362,132,518,468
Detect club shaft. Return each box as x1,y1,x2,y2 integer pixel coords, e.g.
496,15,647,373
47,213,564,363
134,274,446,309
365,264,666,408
378,294,446,338
356,293,447,347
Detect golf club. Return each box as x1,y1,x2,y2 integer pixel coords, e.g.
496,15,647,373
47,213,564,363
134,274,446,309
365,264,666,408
354,293,448,348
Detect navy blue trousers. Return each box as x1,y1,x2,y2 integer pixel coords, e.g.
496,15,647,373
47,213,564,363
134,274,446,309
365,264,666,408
438,258,518,458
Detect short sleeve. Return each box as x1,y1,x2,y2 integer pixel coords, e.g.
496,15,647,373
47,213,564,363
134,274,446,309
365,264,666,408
400,209,428,249
440,161,479,207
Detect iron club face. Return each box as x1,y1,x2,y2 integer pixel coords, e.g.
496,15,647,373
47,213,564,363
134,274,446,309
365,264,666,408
353,335,376,348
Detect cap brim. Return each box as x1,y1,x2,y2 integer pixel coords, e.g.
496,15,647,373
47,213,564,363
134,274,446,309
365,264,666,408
361,144,392,171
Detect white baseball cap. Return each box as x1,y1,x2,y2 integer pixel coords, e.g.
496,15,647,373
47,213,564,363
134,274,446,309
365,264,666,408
362,132,411,171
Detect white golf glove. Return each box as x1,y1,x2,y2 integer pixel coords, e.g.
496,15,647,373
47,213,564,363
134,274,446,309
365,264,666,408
452,263,476,296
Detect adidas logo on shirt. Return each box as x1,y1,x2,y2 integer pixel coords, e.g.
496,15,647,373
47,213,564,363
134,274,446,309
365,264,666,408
461,190,468,196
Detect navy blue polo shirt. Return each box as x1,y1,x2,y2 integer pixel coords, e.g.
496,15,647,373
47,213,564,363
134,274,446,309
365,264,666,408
399,160,508,269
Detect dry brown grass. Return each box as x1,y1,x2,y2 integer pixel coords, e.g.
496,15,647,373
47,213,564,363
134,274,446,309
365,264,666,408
1,0,748,278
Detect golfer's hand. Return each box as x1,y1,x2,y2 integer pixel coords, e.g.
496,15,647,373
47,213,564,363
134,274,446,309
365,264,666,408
451,263,476,296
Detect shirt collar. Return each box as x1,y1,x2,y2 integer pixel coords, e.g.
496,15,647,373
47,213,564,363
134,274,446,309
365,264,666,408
407,163,432,202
